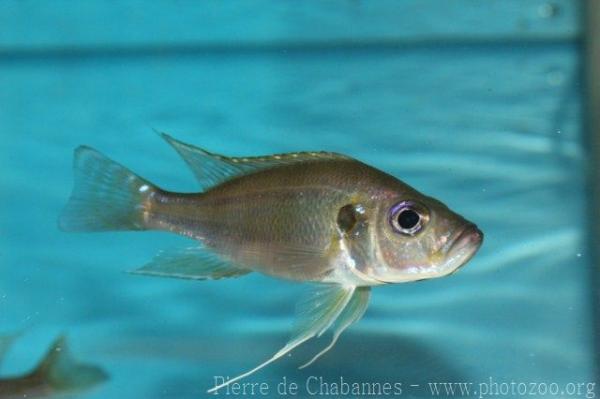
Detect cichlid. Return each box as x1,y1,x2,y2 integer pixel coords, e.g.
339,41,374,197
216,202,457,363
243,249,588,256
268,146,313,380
59,134,483,393
0,335,107,398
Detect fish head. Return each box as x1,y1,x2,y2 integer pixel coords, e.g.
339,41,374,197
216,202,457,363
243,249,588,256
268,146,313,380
365,187,483,284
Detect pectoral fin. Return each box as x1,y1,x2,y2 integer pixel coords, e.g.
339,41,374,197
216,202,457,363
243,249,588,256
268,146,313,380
207,284,365,394
131,246,250,280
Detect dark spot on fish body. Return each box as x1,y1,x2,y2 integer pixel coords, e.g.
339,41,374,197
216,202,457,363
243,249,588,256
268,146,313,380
337,204,358,234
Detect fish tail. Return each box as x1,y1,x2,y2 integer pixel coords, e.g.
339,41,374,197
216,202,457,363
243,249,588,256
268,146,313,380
33,336,108,392
59,146,156,232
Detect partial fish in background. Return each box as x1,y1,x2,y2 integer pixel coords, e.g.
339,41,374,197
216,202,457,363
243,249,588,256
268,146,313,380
59,134,483,393
0,335,108,398
0,333,20,367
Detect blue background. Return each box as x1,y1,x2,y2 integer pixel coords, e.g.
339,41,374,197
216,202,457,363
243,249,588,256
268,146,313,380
0,1,596,398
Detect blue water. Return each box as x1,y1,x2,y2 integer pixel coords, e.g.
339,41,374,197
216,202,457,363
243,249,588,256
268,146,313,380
1,1,597,398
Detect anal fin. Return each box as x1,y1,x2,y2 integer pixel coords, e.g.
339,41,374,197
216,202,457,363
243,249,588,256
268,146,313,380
131,246,251,280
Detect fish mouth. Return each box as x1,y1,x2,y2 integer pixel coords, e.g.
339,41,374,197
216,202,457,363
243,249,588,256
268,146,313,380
444,224,484,273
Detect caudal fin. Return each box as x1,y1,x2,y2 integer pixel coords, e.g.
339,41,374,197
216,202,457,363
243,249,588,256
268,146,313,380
59,146,155,232
33,336,108,393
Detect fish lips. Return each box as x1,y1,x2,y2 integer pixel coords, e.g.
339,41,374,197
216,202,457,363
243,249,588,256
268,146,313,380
444,223,484,273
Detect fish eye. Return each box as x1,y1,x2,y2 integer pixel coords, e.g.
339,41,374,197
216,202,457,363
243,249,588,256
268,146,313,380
389,201,429,236
398,209,420,229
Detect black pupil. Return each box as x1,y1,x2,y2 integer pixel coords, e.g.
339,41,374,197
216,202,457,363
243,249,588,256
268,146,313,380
397,209,420,230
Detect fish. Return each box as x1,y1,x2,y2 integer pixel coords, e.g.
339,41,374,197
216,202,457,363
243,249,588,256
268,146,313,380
59,133,483,393
0,335,108,398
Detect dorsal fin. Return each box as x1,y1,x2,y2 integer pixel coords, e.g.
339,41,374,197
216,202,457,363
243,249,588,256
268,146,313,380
34,336,108,392
160,133,351,190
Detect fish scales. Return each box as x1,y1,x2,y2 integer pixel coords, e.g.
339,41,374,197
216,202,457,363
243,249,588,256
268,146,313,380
146,159,394,281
